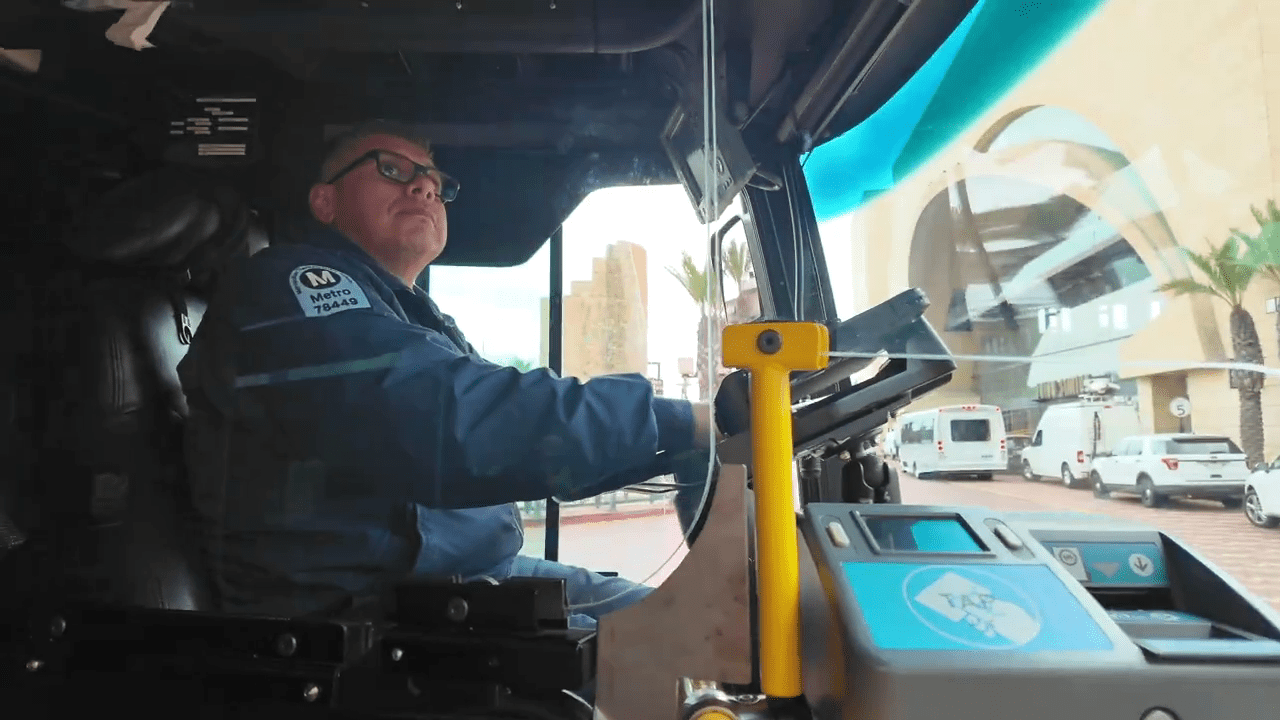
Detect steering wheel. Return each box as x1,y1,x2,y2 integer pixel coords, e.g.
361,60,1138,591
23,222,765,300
586,363,841,548
562,442,718,548
662,372,759,547
670,295,938,543
671,447,719,546
679,358,894,538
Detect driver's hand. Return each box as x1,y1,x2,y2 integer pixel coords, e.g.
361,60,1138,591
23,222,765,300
713,370,751,437
690,401,722,448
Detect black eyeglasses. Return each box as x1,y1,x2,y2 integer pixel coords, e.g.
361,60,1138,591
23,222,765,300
325,149,460,203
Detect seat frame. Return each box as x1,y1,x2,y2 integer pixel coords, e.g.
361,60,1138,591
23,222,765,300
1,576,596,717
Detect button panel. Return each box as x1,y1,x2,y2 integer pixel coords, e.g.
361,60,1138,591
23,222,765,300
991,523,1024,550
826,520,851,548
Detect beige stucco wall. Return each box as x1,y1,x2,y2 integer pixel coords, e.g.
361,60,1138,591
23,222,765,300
1186,368,1244,443
837,0,1280,457
540,241,649,379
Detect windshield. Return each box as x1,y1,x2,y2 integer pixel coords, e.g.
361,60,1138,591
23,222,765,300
1161,438,1243,456
808,0,1280,612
950,419,991,443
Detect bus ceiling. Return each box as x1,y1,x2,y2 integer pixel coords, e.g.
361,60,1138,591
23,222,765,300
0,0,978,265
6,1,977,144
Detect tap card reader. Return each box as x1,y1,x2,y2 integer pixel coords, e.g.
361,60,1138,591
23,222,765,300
798,504,1280,719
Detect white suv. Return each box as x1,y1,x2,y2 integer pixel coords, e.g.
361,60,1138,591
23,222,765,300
1244,457,1280,528
1090,434,1248,509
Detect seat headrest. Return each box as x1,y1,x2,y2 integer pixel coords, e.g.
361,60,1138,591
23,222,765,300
63,167,259,289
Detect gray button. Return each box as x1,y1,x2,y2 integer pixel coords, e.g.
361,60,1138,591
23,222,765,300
826,521,851,548
992,523,1024,550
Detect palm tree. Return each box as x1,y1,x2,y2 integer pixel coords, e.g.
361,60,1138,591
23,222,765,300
1158,236,1265,466
723,239,750,291
667,252,721,400
723,238,757,319
1235,201,1280,362
668,239,758,399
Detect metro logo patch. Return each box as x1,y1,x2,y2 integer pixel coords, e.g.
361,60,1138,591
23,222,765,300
288,265,372,318
299,268,340,290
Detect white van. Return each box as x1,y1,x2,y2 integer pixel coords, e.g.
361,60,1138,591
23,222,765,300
881,425,899,459
896,405,1007,479
1019,396,1144,488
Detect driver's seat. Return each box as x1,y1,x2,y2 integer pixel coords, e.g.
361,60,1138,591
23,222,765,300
8,167,264,611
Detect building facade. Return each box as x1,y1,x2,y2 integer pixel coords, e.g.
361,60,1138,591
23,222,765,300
540,241,649,381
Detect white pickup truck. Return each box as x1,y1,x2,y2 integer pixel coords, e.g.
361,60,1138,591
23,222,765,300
1090,433,1249,509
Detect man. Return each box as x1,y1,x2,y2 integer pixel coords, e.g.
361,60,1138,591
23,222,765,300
178,120,720,628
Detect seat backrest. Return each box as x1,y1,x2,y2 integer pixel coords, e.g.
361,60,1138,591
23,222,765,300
18,168,263,611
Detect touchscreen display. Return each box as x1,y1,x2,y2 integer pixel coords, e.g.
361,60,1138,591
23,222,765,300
860,514,985,553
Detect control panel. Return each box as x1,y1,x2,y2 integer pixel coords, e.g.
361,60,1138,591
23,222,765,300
1040,539,1167,587
798,503,1280,720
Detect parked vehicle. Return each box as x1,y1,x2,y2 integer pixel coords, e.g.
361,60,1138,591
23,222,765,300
1020,393,1143,488
882,426,899,460
896,405,1007,480
1005,433,1032,473
1244,456,1280,528
1090,434,1248,509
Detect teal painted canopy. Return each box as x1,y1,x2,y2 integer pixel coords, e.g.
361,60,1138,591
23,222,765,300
804,0,1110,222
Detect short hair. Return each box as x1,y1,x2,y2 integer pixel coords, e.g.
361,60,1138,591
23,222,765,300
316,119,434,184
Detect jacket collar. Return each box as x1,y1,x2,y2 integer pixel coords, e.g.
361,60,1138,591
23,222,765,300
286,216,419,294
285,216,457,335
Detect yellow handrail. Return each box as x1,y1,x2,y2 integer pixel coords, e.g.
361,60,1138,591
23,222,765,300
722,321,828,699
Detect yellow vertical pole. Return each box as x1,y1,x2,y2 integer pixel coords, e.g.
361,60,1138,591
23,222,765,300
721,322,828,699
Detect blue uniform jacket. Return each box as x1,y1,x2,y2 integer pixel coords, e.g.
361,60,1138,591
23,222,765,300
177,218,696,616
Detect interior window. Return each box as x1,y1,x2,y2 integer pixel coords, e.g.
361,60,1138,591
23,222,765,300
426,241,552,550
553,186,749,586
429,185,752,586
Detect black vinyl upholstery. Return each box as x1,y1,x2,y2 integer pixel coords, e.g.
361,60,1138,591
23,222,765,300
8,168,264,611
